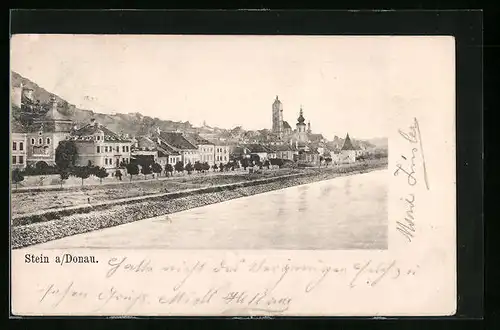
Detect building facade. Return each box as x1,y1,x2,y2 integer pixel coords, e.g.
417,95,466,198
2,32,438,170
296,106,308,143
68,119,132,171
272,95,284,137
214,143,230,163
26,96,74,167
184,133,215,166
158,131,199,165
339,133,358,163
11,121,27,169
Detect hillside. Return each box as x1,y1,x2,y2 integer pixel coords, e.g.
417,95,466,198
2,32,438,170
366,137,388,149
11,71,387,150
11,71,194,136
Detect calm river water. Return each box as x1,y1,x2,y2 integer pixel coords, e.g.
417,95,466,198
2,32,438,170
35,169,388,250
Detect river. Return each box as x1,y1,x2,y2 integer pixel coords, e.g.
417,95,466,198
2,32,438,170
34,169,388,250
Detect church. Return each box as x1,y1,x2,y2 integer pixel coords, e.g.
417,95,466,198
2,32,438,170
271,96,323,165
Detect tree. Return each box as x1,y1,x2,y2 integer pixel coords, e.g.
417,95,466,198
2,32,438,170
241,158,249,170
202,162,210,173
319,156,324,167
115,169,123,181
219,162,224,172
174,161,184,174
141,163,152,179
152,162,162,179
185,162,193,174
325,157,332,167
193,161,203,173
55,140,78,171
264,160,270,169
72,166,91,186
12,169,24,189
212,164,218,172
126,163,139,182
165,163,174,177
59,170,69,188
95,167,109,184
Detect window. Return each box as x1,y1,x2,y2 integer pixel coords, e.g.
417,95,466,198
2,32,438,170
97,135,101,141
224,156,227,161
12,142,17,151
19,142,23,151
12,156,16,164
105,158,108,165
122,146,125,152
19,156,24,164
31,138,35,145
97,146,100,153
46,138,51,144
104,146,108,153
38,138,43,145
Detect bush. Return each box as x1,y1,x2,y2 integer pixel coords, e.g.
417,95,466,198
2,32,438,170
12,169,24,188
126,163,139,182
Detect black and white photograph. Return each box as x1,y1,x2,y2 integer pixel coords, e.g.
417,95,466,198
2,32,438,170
10,32,459,317
10,35,388,251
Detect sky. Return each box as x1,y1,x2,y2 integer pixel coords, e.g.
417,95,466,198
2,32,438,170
10,34,397,140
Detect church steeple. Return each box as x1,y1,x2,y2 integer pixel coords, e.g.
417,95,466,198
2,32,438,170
297,105,305,124
341,133,355,150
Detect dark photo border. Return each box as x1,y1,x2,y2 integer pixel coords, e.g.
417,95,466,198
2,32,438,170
8,9,483,328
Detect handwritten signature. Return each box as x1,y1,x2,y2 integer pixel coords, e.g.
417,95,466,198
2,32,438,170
394,117,430,190
396,193,416,242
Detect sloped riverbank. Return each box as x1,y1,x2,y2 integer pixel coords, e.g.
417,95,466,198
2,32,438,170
11,159,387,248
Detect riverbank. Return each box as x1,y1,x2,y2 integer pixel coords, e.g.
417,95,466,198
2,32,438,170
11,159,387,248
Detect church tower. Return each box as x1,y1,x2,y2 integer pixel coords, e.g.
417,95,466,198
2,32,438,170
272,95,284,137
296,105,307,143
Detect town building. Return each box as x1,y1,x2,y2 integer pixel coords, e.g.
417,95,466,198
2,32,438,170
230,146,251,161
296,106,308,143
158,131,199,165
131,136,159,165
245,144,270,162
184,133,215,165
271,95,284,138
273,143,295,161
26,96,74,167
213,141,230,164
67,118,132,171
339,133,359,163
11,121,27,169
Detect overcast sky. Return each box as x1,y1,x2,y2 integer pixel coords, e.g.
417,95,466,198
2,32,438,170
11,34,452,140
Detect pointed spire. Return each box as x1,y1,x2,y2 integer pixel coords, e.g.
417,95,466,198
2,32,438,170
341,133,355,150
297,105,305,124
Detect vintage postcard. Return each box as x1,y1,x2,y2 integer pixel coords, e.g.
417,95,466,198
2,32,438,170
10,34,456,316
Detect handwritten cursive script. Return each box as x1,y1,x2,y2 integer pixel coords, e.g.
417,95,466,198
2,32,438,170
395,117,430,190
396,194,416,242
30,256,421,315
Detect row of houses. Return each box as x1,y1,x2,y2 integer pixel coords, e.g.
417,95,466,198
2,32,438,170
130,128,231,168
11,93,364,173
231,134,363,165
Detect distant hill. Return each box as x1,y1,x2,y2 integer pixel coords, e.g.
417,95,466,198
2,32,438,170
366,137,388,149
11,71,194,136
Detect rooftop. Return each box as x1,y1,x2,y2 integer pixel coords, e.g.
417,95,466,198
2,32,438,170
159,131,198,150
341,133,359,150
70,121,131,142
